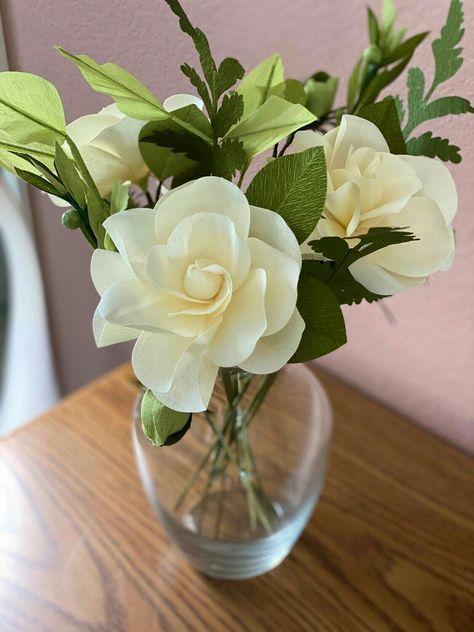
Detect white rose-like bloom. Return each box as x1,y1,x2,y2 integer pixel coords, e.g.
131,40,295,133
293,115,457,295
51,94,203,206
90,176,304,412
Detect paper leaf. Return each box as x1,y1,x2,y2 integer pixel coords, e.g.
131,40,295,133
0,132,57,175
54,143,87,208
382,32,428,66
406,132,461,164
236,53,285,120
431,0,465,92
141,389,192,446
0,72,66,146
214,93,244,138
110,181,129,214
358,97,407,154
246,146,326,243
356,54,412,111
56,47,167,121
284,79,307,106
226,96,316,159
14,168,61,196
139,104,212,181
215,57,245,100
289,273,347,363
212,139,247,179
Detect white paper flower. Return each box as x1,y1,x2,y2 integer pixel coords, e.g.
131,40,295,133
51,94,203,206
91,176,304,412
293,115,457,295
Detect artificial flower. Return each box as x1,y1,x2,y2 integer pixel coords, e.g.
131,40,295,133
51,94,203,206
90,176,304,412
293,115,457,295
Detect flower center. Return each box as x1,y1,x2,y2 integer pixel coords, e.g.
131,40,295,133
184,259,223,300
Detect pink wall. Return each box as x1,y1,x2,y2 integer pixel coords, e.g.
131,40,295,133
2,0,473,451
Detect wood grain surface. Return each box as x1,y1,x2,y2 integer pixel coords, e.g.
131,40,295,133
1,364,473,631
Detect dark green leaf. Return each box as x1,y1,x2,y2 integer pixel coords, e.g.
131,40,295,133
246,147,326,244
302,260,384,305
393,95,405,124
358,97,407,154
141,389,192,446
54,143,86,208
431,0,464,92
181,63,213,114
289,273,347,363
14,167,61,196
214,93,244,138
406,131,461,163
215,57,245,99
356,54,412,110
212,139,247,179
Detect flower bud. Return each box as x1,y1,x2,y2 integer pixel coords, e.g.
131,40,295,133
62,209,82,230
363,45,383,65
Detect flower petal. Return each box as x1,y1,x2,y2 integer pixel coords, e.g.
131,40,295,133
78,145,129,197
132,330,219,412
401,155,457,224
239,308,305,374
163,94,204,112
103,208,157,279
98,278,213,337
349,257,425,296
93,308,138,347
166,212,251,289
330,115,389,169
247,238,300,335
66,112,119,146
371,196,455,277
206,268,267,367
155,176,250,242
90,249,134,296
249,205,301,264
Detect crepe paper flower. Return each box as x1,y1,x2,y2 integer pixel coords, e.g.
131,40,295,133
293,115,457,296
90,176,304,412
50,94,203,207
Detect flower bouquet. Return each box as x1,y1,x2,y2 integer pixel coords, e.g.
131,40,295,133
1,0,471,578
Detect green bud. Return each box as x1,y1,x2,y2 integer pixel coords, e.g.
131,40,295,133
61,209,82,230
363,45,383,65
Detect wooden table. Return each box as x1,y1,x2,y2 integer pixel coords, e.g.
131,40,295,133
1,365,473,631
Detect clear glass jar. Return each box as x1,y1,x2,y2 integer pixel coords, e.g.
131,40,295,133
132,363,332,580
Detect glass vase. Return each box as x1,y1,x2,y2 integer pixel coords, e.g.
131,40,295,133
132,363,332,580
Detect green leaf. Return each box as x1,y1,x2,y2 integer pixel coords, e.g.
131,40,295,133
382,32,428,65
358,97,407,154
54,143,87,208
139,104,212,180
215,57,245,100
431,0,464,93
347,57,367,112
423,95,474,120
180,63,212,114
14,167,61,196
226,96,316,159
141,389,192,446
110,181,129,214
304,72,339,117
214,93,244,138
302,260,384,306
381,0,395,32
368,8,380,45
246,146,326,243
0,132,57,176
356,54,412,110
236,53,285,120
0,72,66,145
212,139,247,179
284,79,307,106
393,95,405,124
162,0,217,92
289,273,346,363
406,131,461,163
56,47,167,121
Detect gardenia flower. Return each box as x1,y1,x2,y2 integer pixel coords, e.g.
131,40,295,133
292,115,457,295
50,94,202,205
91,177,304,412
